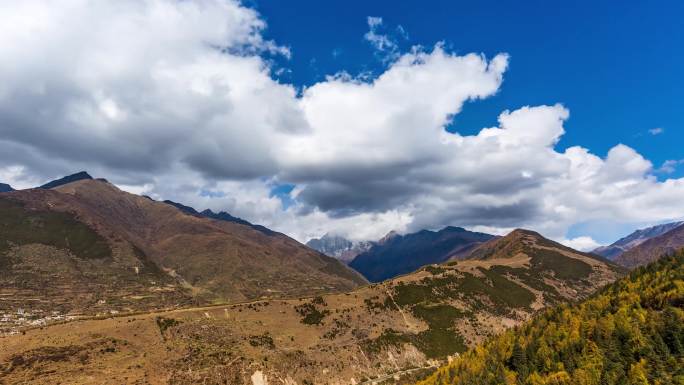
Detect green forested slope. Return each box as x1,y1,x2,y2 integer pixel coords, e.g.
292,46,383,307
418,251,684,385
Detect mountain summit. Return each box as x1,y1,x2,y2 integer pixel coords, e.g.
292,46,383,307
0,183,13,192
306,233,374,264
349,226,495,282
39,171,93,189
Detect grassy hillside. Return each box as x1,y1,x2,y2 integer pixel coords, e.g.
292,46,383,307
417,251,684,385
0,197,195,326
0,198,111,260
0,229,624,384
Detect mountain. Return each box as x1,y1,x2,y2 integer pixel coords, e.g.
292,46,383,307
0,228,624,384
0,183,13,192
38,171,93,189
164,200,277,236
466,228,625,296
614,222,684,268
201,209,279,236
0,188,195,319
418,250,684,385
306,233,374,264
0,176,366,325
349,226,496,282
593,221,684,259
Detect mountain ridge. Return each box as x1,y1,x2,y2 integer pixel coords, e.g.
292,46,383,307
593,221,684,259
0,174,366,329
614,222,684,268
0,183,13,192
38,171,93,189
306,233,374,264
349,226,496,282
163,200,278,236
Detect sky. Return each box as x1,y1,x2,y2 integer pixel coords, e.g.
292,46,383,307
0,0,683,249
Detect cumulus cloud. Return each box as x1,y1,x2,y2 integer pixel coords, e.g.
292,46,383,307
1,0,683,245
560,236,601,252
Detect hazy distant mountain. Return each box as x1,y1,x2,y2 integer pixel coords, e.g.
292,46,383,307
0,183,13,192
306,233,374,264
614,222,684,268
39,171,93,189
349,226,495,282
593,221,684,259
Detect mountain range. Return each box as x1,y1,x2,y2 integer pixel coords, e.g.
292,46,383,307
0,227,624,384
614,222,684,268
349,226,496,282
1,171,680,384
306,233,374,264
0,183,13,192
592,221,683,259
163,199,278,236
0,173,365,323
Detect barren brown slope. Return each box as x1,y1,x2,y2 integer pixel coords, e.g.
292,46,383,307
0,229,624,385
53,179,367,299
0,192,196,328
0,179,365,329
614,222,684,268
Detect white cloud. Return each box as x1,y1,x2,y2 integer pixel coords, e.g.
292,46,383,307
363,16,399,62
559,236,601,252
658,159,684,174
649,127,664,135
1,1,684,246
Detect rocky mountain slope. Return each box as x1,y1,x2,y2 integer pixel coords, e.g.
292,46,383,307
0,229,624,384
614,222,684,268
417,250,684,385
593,221,683,259
0,174,366,331
306,233,374,264
350,226,496,282
0,183,13,192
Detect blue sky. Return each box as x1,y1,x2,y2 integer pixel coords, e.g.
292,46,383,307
2,0,683,247
254,0,683,178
